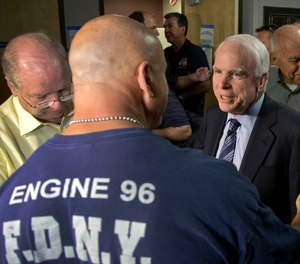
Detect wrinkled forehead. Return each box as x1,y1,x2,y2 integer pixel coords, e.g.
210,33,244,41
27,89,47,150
18,51,67,79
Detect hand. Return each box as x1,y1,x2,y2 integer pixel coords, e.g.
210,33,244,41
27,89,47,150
291,194,300,231
296,194,300,213
195,67,211,82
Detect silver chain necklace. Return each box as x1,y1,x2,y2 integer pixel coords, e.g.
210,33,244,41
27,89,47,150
69,116,144,127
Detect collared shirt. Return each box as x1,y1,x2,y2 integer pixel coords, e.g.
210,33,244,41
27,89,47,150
0,96,73,184
267,67,300,112
164,39,210,116
216,94,264,170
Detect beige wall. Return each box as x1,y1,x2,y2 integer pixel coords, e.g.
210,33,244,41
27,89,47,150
163,0,182,14
184,0,237,108
185,0,237,46
0,0,61,41
104,0,163,26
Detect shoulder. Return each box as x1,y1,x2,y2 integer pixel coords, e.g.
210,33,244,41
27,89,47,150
176,148,249,186
185,39,196,48
264,95,300,120
266,68,283,90
164,46,172,55
185,39,205,52
0,96,15,118
0,97,19,132
259,96,300,136
277,106,300,129
268,66,279,79
177,148,261,217
205,104,222,117
183,40,208,66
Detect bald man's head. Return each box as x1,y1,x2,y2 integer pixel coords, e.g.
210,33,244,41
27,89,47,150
3,32,70,88
271,24,300,84
271,24,300,55
69,15,168,130
69,15,164,85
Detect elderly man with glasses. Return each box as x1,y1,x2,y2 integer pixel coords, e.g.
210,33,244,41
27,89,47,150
0,32,73,183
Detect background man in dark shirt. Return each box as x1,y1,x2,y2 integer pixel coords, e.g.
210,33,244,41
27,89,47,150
164,12,211,131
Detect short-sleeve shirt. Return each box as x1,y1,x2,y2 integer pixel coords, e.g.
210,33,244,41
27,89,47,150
0,128,300,263
0,96,73,183
161,89,190,128
165,39,209,116
267,67,300,112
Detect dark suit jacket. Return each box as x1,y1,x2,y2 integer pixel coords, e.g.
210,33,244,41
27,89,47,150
184,95,300,223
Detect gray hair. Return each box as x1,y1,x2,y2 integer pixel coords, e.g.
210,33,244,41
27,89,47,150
270,27,281,57
1,32,69,89
217,34,270,77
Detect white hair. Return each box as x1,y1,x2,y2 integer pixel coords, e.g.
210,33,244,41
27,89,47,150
217,34,270,77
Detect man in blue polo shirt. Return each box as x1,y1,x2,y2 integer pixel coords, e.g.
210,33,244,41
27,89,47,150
164,12,211,131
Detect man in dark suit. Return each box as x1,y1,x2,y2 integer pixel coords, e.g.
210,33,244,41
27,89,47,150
184,34,300,224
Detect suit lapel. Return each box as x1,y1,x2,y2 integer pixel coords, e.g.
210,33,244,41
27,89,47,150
205,107,227,156
240,96,276,181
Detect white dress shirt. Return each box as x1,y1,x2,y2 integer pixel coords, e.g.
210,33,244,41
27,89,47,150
216,94,264,170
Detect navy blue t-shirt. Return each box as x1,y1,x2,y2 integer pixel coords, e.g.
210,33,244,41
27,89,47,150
0,128,300,263
161,89,189,128
165,39,210,116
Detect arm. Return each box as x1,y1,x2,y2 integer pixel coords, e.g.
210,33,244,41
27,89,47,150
175,67,211,100
152,124,192,142
153,89,192,142
176,67,211,91
178,79,211,100
180,106,211,149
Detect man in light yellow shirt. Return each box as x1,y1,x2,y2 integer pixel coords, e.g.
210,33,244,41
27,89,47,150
0,32,73,183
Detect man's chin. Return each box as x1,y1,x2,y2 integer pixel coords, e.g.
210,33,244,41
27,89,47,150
50,118,63,124
218,103,233,113
37,114,63,125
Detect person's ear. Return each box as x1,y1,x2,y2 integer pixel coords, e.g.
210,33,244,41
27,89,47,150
271,52,279,69
180,26,186,35
137,61,155,104
5,77,18,96
257,72,268,93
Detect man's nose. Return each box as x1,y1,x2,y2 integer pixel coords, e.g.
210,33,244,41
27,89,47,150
50,99,64,110
218,74,232,88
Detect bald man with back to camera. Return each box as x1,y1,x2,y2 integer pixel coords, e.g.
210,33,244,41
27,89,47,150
0,15,300,263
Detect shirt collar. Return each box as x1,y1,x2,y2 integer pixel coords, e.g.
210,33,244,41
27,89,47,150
227,94,264,130
278,70,300,92
13,97,67,136
244,93,264,116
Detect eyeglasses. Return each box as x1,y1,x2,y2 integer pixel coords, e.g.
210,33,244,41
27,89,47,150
10,82,73,110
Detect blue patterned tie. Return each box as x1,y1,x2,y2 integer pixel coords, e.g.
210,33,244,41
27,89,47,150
219,118,241,162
